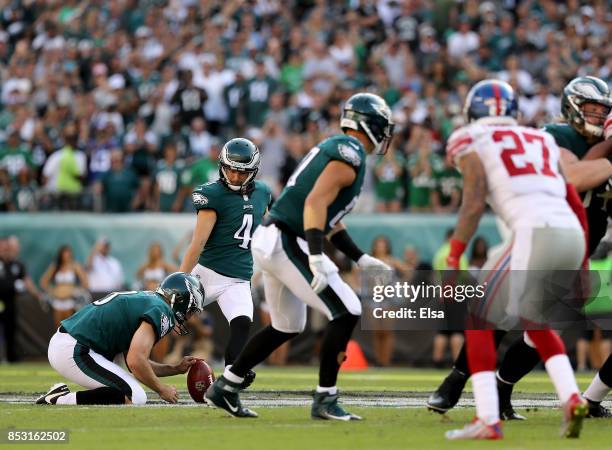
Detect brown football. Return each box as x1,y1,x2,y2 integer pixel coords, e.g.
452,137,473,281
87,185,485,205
187,359,215,403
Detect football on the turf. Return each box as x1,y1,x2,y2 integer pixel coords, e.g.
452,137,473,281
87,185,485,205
187,359,215,403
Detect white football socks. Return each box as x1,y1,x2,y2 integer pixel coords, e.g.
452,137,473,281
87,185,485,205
316,386,337,395
584,373,611,403
544,354,579,404
223,366,244,384
471,371,499,425
55,393,77,405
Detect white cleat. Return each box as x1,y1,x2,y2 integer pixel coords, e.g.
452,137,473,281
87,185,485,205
445,418,503,440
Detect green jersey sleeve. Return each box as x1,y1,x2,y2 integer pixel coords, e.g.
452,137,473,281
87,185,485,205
263,182,273,209
321,136,364,172
543,124,572,150
141,305,174,341
192,182,219,213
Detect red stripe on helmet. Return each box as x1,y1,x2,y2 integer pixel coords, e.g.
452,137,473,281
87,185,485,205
492,82,501,116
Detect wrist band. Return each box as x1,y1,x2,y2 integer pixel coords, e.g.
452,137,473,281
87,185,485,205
305,228,325,255
330,229,364,262
448,239,467,259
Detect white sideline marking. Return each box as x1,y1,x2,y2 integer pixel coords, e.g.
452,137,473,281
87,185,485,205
3,393,611,409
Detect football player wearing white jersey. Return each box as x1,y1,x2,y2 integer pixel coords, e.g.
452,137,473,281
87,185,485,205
443,80,588,440
428,76,609,420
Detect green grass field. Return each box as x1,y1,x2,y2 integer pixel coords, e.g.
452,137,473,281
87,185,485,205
1,363,610,450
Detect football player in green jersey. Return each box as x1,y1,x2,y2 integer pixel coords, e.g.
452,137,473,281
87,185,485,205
36,272,204,405
428,75,612,419
205,93,394,420
179,138,272,388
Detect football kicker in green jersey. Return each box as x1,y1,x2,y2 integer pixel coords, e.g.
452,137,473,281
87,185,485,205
192,179,272,280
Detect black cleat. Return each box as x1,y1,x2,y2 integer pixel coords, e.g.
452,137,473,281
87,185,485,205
204,376,258,418
36,383,70,405
497,378,526,420
500,405,526,421
586,399,612,418
240,370,256,390
427,368,469,413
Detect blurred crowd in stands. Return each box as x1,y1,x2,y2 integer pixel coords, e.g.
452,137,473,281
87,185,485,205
0,0,609,213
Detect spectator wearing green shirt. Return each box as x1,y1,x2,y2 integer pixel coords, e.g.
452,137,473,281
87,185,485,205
0,131,35,180
97,150,139,213
223,71,246,133
488,12,517,62
280,52,304,94
245,58,277,128
374,147,404,212
431,157,462,213
153,143,184,212
406,126,441,212
174,144,220,212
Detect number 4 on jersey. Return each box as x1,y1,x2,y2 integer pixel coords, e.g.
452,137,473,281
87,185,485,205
234,214,253,249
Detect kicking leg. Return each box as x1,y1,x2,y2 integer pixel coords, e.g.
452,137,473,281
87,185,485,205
206,271,302,418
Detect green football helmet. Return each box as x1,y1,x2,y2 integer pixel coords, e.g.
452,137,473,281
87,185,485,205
340,93,395,154
156,272,204,335
219,138,260,194
561,76,612,140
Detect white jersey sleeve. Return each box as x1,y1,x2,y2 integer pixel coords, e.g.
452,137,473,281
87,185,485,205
446,126,476,167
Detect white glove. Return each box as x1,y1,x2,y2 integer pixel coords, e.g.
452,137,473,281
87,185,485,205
605,111,612,141
358,254,393,287
309,254,332,294
357,254,392,271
